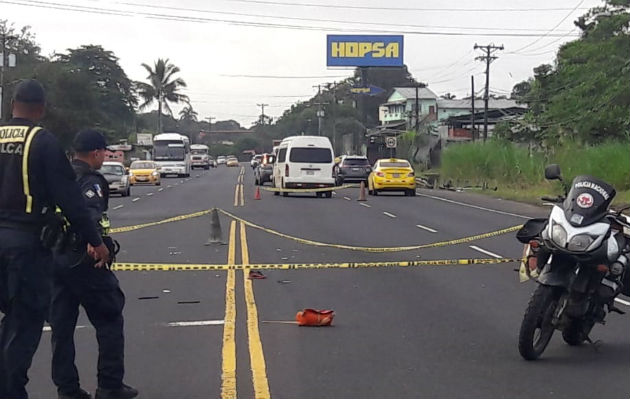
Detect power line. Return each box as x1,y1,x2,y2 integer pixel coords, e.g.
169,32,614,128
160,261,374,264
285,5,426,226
510,0,585,54
224,0,590,13
220,74,349,79
0,0,585,37
108,0,577,33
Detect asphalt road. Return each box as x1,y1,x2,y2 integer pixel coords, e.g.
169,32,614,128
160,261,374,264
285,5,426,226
24,164,630,398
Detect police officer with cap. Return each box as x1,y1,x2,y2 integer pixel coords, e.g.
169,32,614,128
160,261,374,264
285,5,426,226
0,80,109,398
49,129,138,399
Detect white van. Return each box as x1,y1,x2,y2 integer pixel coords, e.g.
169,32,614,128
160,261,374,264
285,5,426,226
272,136,335,198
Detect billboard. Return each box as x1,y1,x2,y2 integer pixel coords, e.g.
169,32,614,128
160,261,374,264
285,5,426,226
327,35,404,67
136,133,153,146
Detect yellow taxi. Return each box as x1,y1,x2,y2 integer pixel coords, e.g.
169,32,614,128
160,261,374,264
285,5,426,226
368,158,416,196
226,157,239,167
128,160,161,186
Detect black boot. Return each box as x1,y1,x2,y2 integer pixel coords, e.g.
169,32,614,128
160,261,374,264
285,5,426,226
58,387,92,399
95,384,138,399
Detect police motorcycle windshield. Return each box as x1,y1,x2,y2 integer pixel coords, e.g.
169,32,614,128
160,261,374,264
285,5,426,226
562,175,615,227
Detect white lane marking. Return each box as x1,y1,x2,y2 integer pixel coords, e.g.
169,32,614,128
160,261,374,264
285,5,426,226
167,185,172,188
416,224,437,233
469,245,503,259
343,196,351,201
43,325,87,332
113,205,124,210
147,193,154,197
615,297,630,307
158,188,164,192
132,197,140,202
383,212,397,218
359,203,371,208
167,320,225,327
415,192,533,219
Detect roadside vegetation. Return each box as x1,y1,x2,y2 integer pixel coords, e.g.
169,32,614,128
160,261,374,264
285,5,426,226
440,140,630,206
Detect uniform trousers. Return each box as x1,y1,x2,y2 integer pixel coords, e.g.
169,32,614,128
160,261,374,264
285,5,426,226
0,228,51,399
49,261,125,392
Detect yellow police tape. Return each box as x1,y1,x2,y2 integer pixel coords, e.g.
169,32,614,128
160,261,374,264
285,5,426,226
260,183,359,193
111,257,523,271
110,207,522,252
110,209,214,234
217,208,522,253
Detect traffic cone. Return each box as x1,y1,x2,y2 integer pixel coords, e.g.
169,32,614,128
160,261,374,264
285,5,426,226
204,208,223,245
295,309,335,326
357,181,367,201
254,186,262,200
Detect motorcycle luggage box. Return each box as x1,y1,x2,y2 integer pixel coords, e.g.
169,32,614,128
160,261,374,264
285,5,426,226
516,218,547,244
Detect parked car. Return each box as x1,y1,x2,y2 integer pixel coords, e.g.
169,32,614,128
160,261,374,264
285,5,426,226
367,158,416,196
334,155,371,185
99,161,130,197
226,157,239,167
217,156,227,165
254,153,276,185
251,154,263,169
129,160,161,186
272,135,335,198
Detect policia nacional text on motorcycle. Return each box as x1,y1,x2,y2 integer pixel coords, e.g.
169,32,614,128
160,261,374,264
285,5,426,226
0,80,109,398
49,130,138,399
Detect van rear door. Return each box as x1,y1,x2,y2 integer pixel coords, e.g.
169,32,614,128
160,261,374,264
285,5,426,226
288,146,334,181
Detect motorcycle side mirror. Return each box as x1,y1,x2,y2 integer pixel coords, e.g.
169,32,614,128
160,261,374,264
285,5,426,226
544,164,563,181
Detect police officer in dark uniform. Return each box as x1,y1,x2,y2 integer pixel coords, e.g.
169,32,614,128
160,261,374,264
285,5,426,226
0,80,109,399
50,129,138,399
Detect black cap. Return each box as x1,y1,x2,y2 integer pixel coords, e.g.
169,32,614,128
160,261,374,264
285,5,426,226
13,79,46,104
73,129,108,152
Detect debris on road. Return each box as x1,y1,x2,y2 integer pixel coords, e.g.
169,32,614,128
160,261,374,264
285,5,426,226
296,309,335,326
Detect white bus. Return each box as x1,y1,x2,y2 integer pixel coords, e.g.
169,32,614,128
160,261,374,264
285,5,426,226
152,133,191,177
190,144,210,170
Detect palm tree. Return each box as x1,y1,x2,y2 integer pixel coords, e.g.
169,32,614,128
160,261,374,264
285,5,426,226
136,58,189,133
179,103,198,122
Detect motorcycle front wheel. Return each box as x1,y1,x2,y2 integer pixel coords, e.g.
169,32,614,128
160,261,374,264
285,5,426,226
518,284,560,360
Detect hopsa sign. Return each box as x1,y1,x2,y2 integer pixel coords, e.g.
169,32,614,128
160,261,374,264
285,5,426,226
326,35,404,67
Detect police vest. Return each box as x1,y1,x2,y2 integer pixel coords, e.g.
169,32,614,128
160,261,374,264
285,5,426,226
0,124,46,225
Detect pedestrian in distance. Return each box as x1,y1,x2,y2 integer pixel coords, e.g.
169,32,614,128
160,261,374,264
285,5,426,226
49,129,138,399
0,79,109,398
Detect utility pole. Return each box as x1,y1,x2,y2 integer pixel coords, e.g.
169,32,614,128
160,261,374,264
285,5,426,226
414,84,420,134
0,32,17,121
474,43,503,142
256,103,268,125
204,116,215,144
312,84,328,136
470,75,475,142
325,81,337,151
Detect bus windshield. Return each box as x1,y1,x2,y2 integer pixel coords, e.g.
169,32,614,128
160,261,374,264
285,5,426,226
154,143,185,161
191,149,208,155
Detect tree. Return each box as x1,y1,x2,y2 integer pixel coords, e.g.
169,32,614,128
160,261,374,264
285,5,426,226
178,103,198,122
136,58,189,134
0,20,45,120
55,45,136,141
440,93,456,100
510,0,630,147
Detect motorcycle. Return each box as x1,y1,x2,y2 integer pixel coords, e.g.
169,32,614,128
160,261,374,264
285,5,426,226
516,164,630,360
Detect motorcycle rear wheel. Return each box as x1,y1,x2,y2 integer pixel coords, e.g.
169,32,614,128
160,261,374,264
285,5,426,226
518,285,560,360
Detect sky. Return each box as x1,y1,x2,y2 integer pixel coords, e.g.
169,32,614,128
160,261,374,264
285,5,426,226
1,0,603,128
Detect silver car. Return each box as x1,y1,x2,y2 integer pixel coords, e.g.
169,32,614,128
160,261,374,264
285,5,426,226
100,161,131,197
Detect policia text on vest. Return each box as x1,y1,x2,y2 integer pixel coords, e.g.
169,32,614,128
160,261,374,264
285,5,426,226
0,126,30,155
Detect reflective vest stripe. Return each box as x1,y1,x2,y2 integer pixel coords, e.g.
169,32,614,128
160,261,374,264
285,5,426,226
22,127,42,213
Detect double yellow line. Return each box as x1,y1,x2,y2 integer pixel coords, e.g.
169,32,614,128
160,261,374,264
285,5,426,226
221,221,270,399
234,167,245,207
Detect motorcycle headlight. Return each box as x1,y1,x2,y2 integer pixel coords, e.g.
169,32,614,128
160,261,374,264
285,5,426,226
151,171,159,176
567,234,595,252
128,171,134,177
551,223,567,247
